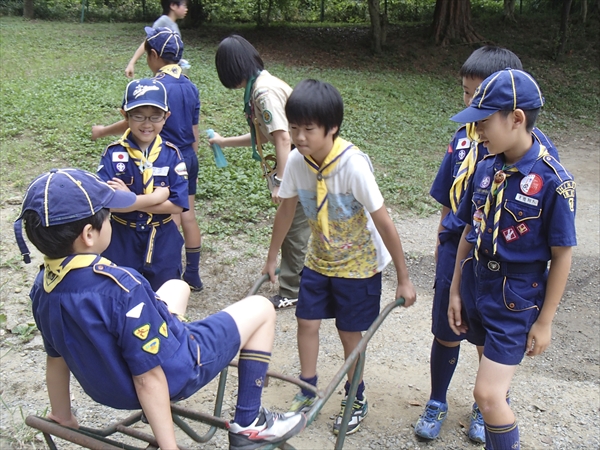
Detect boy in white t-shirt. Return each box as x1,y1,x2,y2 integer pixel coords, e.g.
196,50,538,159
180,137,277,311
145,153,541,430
262,79,417,435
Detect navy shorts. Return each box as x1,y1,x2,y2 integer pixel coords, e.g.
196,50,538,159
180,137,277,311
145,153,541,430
460,257,548,365
296,266,381,332
175,311,241,400
181,149,198,196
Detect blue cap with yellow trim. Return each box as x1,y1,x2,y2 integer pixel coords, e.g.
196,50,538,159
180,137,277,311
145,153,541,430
450,68,545,124
122,78,169,112
14,168,136,263
145,26,184,62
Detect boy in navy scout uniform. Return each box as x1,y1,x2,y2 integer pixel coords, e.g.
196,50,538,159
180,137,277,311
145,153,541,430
262,80,417,435
93,28,205,291
417,47,561,443
447,69,576,450
97,78,189,291
14,168,306,450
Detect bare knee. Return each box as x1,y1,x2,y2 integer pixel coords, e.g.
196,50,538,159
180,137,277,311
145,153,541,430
473,386,503,414
297,318,320,335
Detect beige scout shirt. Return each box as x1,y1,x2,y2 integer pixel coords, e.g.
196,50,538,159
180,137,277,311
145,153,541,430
252,70,292,144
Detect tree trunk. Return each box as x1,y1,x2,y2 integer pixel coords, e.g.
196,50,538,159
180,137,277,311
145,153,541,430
557,0,573,57
266,0,273,25
581,0,587,23
503,0,516,22
23,0,34,19
431,0,483,46
368,0,382,54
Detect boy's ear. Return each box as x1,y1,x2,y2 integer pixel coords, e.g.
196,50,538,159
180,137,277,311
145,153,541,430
77,224,96,250
164,111,171,120
327,125,339,137
120,109,127,119
512,109,526,129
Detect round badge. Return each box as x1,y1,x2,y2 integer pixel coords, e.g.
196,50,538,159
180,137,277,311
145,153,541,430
494,171,506,184
262,110,273,124
458,149,466,160
116,162,126,172
520,173,543,195
480,176,491,188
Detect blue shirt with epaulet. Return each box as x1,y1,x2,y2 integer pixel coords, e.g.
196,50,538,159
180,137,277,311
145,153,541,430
456,139,576,263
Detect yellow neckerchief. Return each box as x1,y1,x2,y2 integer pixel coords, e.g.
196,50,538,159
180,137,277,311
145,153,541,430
119,130,163,194
303,137,354,247
449,123,479,212
477,144,549,257
157,64,182,79
44,254,111,293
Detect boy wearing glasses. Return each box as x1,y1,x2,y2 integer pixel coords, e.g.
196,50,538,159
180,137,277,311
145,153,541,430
97,78,189,291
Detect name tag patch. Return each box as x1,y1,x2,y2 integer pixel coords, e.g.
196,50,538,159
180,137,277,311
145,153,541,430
515,193,539,206
152,166,169,176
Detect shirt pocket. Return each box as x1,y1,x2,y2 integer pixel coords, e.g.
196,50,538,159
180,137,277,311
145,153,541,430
114,174,134,186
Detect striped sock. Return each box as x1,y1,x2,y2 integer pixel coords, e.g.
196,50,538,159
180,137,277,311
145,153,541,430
234,349,271,427
485,421,519,450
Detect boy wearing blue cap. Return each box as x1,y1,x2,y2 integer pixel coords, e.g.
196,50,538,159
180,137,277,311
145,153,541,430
417,47,560,443
15,168,307,450
262,79,417,435
96,78,190,291
94,29,205,291
447,69,576,450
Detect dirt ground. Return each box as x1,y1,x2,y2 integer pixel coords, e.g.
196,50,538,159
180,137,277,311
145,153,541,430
0,130,598,449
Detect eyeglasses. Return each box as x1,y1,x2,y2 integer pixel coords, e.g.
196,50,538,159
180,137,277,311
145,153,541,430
128,114,166,123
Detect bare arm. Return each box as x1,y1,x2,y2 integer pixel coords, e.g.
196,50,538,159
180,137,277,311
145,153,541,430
370,205,416,307
108,183,171,213
448,225,473,335
208,132,252,148
270,129,291,204
91,120,128,141
125,41,147,78
141,201,184,215
46,356,78,428
262,197,298,282
133,365,178,449
526,246,572,356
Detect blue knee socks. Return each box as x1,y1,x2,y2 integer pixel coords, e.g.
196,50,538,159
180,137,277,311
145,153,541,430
485,421,519,450
429,338,460,403
184,246,202,286
234,349,271,427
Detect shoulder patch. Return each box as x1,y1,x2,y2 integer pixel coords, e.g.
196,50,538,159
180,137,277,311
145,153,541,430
93,264,142,292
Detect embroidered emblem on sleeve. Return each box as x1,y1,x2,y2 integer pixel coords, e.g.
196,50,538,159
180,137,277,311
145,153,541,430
175,161,188,177
126,302,145,318
556,180,576,212
142,338,160,355
159,322,168,338
262,109,273,124
133,324,150,340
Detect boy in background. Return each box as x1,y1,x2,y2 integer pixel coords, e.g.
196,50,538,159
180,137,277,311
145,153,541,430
94,29,205,291
14,168,306,450
97,78,189,291
448,68,576,449
125,0,188,79
262,79,417,435
416,46,559,443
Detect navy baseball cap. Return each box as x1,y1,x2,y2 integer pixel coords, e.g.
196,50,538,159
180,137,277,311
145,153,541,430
145,26,184,62
450,68,545,124
122,78,169,112
14,168,136,263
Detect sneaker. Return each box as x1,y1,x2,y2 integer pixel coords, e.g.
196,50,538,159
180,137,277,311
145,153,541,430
289,392,316,413
468,403,485,443
332,395,368,435
227,406,306,450
269,294,298,310
183,273,204,292
414,399,448,440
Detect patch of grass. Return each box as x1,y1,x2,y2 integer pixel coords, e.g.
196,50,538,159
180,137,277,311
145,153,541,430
0,394,47,448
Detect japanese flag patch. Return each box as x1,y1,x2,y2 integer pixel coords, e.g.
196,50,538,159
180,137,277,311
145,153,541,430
456,138,470,150
112,152,129,163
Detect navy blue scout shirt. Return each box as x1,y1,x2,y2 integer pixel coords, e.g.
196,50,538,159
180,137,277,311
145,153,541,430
97,133,189,222
31,257,199,410
154,65,200,154
430,126,560,236
455,139,576,263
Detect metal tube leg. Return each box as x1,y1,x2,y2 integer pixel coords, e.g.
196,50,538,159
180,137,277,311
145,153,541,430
334,351,366,450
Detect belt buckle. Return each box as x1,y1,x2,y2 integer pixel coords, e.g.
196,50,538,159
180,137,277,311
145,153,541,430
487,260,500,271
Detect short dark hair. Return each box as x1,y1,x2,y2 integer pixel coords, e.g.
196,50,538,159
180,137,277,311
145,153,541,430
23,208,110,259
161,0,184,16
215,35,264,89
460,46,523,80
285,79,343,139
144,40,178,65
499,108,540,132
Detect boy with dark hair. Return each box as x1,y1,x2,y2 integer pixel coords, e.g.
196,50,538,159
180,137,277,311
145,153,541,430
94,29,205,291
262,79,417,435
14,168,306,450
96,78,189,291
416,46,560,443
125,0,188,78
209,35,310,310
448,68,576,450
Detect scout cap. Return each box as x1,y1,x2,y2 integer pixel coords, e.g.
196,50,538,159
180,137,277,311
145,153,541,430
451,68,544,124
14,168,136,263
145,26,184,62
122,78,169,112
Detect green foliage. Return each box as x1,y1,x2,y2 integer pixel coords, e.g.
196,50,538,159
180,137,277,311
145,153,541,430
0,394,47,447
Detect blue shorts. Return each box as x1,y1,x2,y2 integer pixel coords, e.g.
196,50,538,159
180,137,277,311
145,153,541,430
460,257,548,365
175,311,241,400
431,231,469,342
181,149,198,196
296,266,381,332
